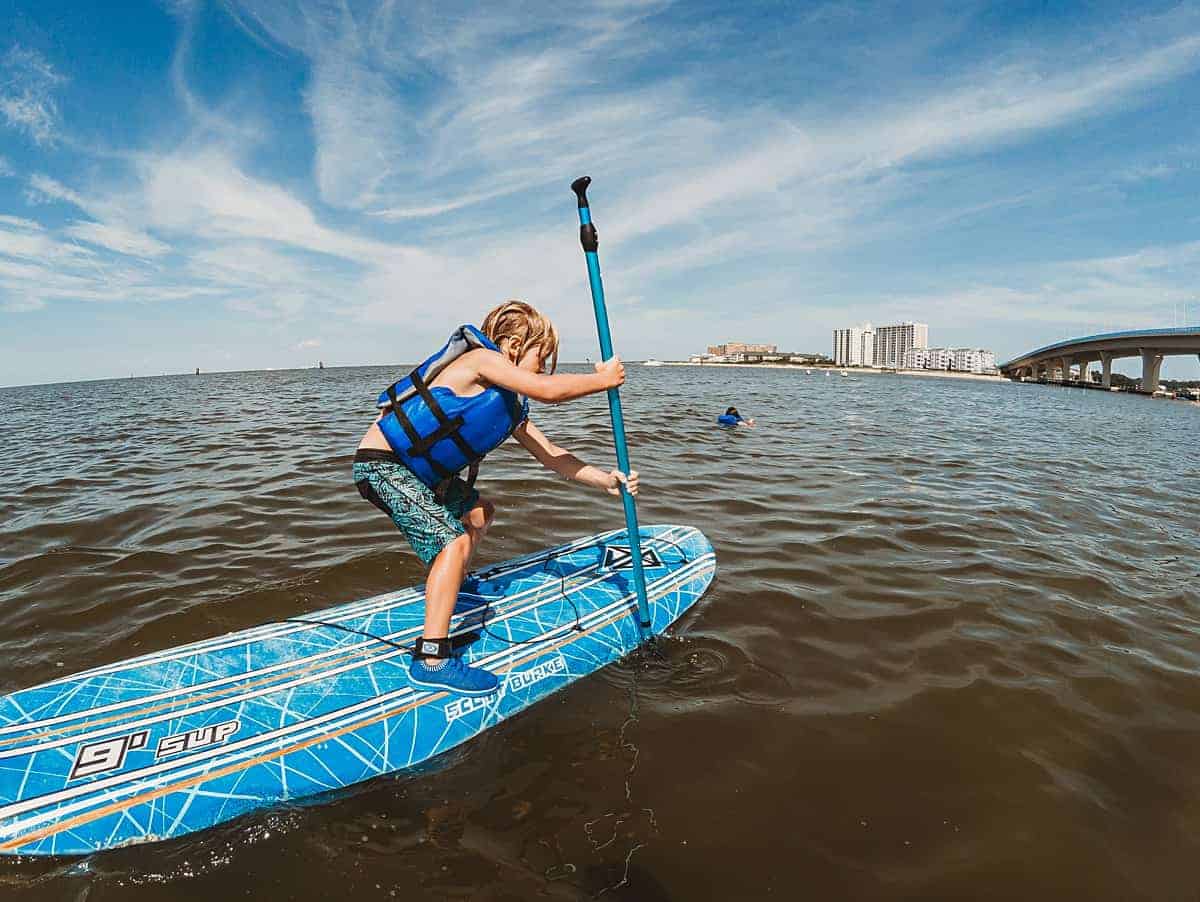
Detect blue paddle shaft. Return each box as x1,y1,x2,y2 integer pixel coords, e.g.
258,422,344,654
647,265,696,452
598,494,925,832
572,183,652,635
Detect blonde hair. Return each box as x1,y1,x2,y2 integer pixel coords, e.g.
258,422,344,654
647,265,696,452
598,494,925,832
482,300,560,374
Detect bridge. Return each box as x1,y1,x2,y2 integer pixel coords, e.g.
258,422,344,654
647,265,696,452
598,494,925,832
999,328,1200,392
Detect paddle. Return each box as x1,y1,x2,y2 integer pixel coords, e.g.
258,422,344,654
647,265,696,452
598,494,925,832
570,176,652,640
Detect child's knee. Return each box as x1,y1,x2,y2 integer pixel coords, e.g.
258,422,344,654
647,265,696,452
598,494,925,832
466,498,495,531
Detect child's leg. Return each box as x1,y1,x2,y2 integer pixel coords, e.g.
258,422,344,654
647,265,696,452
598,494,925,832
353,459,499,694
422,498,495,641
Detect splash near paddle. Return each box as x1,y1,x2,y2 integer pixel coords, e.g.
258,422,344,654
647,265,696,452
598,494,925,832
0,525,714,854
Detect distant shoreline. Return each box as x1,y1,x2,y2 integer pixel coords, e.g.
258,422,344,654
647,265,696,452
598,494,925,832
657,362,1007,382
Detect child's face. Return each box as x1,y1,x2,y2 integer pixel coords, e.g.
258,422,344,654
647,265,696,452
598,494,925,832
516,343,548,374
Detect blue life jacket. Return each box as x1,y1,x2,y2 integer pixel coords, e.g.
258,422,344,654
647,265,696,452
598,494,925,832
376,326,528,491
717,413,741,427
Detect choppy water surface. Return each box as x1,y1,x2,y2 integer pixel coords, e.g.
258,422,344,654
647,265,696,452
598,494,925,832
2,365,1199,900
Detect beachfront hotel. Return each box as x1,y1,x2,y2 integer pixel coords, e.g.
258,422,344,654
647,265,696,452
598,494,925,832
834,321,930,368
904,347,997,374
832,324,876,367
872,322,929,368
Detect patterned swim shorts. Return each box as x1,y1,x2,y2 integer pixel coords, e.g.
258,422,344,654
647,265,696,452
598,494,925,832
352,450,481,565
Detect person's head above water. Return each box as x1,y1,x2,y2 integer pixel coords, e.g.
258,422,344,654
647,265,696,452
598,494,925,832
725,406,740,417
483,300,560,375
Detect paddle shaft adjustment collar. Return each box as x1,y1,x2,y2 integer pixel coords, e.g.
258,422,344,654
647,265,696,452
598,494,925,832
571,176,598,252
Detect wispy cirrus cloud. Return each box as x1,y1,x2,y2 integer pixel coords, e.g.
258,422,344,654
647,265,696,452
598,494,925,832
0,45,66,145
64,221,171,259
865,240,1200,345
0,215,208,313
26,174,91,211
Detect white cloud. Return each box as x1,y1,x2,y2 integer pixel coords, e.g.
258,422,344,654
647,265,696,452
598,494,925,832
64,221,172,259
605,33,1200,252
872,240,1200,335
0,216,94,264
0,156,13,177
225,0,682,216
307,49,408,209
296,338,321,350
136,149,403,263
26,174,89,210
0,214,208,312
0,45,66,145
1122,163,1176,181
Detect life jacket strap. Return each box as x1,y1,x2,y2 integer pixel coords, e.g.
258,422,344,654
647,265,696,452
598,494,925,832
386,369,488,498
410,370,482,460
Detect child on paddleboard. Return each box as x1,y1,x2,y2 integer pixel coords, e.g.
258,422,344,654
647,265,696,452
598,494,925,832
353,301,638,696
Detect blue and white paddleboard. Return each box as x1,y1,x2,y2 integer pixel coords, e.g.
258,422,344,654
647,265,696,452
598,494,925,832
0,525,715,856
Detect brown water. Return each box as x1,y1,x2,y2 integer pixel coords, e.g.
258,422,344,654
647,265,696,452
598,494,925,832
2,365,1199,900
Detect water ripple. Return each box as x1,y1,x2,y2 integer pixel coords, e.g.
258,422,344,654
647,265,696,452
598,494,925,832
1,366,1199,898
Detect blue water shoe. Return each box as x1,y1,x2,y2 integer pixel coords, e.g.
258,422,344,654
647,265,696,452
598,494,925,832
409,656,499,696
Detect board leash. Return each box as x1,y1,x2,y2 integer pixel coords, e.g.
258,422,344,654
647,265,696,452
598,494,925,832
272,536,695,656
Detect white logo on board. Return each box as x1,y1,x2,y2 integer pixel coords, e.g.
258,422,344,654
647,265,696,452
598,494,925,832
70,731,149,781
155,720,240,759
601,545,665,571
68,720,243,781
444,655,568,723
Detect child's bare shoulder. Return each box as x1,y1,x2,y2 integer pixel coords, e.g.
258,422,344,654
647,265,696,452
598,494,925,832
430,347,500,392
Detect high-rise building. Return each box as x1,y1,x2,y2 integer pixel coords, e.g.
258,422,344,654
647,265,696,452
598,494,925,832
873,322,929,368
832,323,876,366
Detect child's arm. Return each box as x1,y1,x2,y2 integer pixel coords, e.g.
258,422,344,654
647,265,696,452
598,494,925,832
474,352,624,404
513,421,639,496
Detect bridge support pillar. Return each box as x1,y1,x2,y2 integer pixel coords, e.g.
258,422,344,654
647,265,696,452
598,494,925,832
1140,349,1164,393
1100,352,1113,388
1059,357,1071,383
1077,359,1090,383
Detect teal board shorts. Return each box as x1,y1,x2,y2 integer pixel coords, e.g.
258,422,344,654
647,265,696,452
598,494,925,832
352,449,481,565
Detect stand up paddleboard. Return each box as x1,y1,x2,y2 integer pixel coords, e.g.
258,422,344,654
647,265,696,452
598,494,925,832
0,525,714,855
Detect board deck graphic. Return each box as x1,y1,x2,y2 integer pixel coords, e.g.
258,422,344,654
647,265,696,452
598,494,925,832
0,525,715,855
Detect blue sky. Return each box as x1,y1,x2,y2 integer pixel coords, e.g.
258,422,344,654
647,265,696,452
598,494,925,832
1,0,1199,387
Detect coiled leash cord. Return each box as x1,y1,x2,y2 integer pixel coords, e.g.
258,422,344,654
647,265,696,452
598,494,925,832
273,537,685,653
